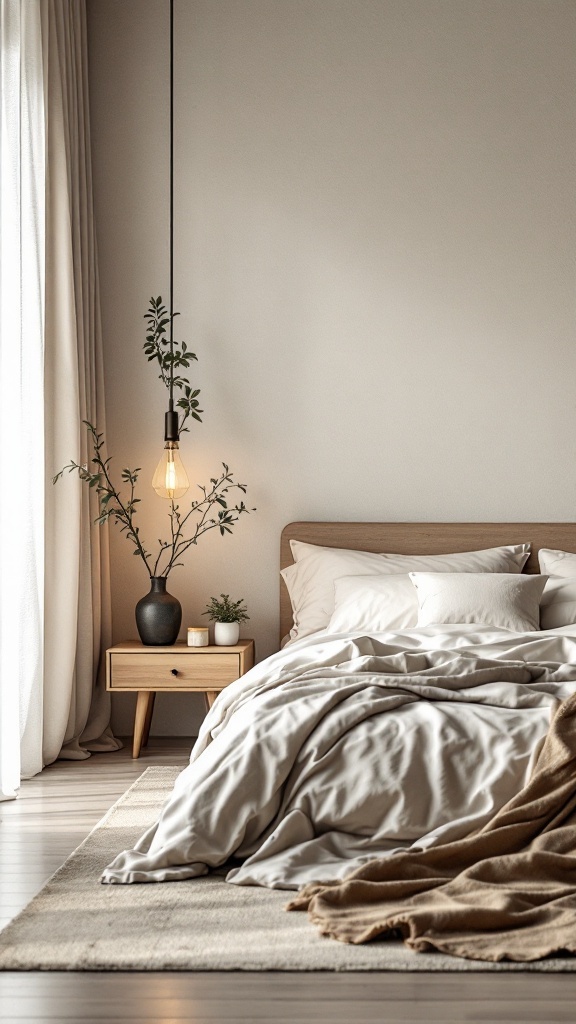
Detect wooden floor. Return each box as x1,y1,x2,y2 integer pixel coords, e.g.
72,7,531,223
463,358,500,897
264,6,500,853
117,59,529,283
1,740,575,1023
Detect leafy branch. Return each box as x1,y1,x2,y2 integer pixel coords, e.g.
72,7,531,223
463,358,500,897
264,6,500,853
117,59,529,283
143,295,203,434
53,422,152,572
54,423,254,580
156,465,251,577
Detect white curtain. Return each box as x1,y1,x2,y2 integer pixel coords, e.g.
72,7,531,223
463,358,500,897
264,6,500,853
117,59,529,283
0,0,120,801
0,0,45,796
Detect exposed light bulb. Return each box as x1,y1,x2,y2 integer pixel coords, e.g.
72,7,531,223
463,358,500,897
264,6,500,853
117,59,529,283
152,441,189,500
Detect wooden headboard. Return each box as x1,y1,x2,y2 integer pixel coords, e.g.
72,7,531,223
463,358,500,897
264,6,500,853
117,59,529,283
280,522,576,642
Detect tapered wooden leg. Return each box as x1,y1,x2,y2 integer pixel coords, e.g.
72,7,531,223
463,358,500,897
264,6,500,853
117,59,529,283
204,691,219,711
133,691,154,758
142,691,156,748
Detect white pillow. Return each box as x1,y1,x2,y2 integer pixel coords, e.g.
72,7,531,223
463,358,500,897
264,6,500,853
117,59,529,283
282,541,531,642
538,548,576,578
409,572,547,632
328,574,418,634
540,576,576,630
290,539,530,570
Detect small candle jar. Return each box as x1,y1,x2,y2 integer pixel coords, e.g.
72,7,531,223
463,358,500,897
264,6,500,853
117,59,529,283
187,626,209,647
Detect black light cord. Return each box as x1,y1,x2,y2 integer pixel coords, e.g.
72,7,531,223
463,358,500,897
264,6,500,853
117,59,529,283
169,0,174,408
164,0,177,442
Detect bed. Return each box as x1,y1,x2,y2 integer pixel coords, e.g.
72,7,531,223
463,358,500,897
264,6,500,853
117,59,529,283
101,521,576,959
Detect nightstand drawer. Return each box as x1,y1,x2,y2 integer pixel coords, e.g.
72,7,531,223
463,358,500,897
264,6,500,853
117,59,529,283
109,652,241,690
106,640,255,758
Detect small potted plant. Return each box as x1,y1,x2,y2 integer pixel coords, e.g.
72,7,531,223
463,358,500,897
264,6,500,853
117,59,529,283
203,594,249,646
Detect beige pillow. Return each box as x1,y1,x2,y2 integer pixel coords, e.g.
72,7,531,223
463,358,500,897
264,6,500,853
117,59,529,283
282,541,531,642
328,574,418,634
409,572,548,632
538,548,576,578
290,539,530,570
540,577,576,630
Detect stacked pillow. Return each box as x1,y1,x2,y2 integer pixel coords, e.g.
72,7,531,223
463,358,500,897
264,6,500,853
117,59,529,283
330,571,547,634
408,572,546,632
282,540,576,640
539,549,576,630
281,539,530,641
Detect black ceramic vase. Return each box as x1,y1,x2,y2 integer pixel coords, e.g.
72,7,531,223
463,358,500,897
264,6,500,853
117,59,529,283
135,576,182,646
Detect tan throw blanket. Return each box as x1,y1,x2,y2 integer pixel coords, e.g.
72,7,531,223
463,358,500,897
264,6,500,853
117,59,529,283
287,692,576,962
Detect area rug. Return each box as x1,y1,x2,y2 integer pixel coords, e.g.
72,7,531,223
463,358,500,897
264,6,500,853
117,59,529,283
1,767,576,972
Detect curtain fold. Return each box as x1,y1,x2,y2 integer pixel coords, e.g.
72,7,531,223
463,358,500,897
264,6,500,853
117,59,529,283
42,0,120,763
0,0,120,801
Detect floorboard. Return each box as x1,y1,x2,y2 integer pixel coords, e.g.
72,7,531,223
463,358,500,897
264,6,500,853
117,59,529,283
1,738,575,1023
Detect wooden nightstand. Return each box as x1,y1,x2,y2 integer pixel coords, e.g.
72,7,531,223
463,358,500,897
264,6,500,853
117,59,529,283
106,640,255,758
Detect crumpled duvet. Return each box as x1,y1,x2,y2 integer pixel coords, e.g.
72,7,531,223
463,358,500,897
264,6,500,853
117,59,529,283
101,626,576,889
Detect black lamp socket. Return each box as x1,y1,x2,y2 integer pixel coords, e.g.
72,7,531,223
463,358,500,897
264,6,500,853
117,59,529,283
164,409,179,442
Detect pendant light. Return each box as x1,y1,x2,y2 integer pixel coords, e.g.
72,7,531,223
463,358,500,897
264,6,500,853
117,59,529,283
152,0,190,500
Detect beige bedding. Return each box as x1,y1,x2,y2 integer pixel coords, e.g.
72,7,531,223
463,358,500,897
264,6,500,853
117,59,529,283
288,691,576,962
102,626,576,894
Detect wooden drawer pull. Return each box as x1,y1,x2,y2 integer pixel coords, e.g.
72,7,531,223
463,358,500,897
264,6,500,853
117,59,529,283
171,668,178,676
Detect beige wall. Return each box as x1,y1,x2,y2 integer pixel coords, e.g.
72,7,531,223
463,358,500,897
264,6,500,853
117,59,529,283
87,0,576,737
